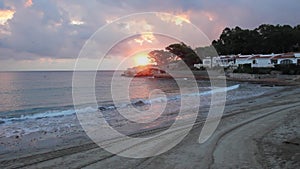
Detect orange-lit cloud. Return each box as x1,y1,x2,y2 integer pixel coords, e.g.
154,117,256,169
134,32,155,45
0,0,298,71
156,12,191,26
175,13,191,24
116,19,155,45
0,9,15,25
24,0,33,8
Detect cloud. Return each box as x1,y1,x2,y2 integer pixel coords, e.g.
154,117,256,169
70,19,85,25
134,32,155,45
0,0,299,70
24,0,33,8
0,9,15,25
1,0,88,60
156,12,191,26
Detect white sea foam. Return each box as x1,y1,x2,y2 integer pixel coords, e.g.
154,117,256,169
0,84,240,124
0,107,97,124
0,84,245,138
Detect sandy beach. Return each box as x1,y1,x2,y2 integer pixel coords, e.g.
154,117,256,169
1,1,299,168
0,85,299,169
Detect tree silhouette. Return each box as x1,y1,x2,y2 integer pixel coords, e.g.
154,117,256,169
148,50,175,66
213,24,300,55
166,42,202,67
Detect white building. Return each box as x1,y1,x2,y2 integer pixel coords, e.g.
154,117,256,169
247,54,281,68
271,53,300,65
216,56,236,67
194,57,214,68
194,52,300,69
196,56,236,68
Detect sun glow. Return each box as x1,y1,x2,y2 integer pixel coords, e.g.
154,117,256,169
134,53,151,66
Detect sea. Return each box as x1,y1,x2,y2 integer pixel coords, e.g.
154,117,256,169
0,71,279,138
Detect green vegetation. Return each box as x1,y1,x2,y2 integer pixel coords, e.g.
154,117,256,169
195,45,218,58
274,64,300,75
233,64,253,74
233,64,300,75
166,43,201,67
212,24,300,55
147,24,300,71
148,42,201,67
233,64,273,74
148,50,174,66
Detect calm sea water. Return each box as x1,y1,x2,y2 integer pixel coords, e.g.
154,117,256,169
0,71,276,137
0,71,202,119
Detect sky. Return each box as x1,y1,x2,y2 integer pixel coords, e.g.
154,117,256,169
0,0,299,71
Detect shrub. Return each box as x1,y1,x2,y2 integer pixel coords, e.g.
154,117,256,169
274,64,300,75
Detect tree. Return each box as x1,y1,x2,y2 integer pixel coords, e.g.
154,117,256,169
292,25,300,51
212,24,300,55
195,45,218,58
147,50,175,67
166,42,202,68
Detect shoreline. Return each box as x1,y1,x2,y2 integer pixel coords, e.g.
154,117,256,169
1,85,299,168
153,71,300,86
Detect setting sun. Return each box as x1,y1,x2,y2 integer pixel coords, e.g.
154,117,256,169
134,54,151,66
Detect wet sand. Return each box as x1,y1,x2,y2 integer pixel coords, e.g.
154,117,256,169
1,86,300,168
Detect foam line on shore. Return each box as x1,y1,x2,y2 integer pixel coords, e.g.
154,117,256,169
0,84,240,124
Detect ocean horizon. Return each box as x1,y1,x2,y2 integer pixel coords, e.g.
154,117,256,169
0,71,279,138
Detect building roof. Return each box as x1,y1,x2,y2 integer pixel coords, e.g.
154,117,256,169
272,54,295,60
215,52,299,61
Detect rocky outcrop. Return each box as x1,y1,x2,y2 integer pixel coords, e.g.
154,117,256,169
122,65,165,77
